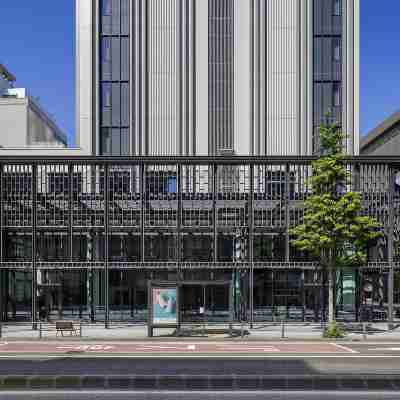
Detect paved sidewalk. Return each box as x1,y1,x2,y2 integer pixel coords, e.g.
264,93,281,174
1,322,400,341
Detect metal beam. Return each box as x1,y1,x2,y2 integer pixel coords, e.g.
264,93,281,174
2,155,400,165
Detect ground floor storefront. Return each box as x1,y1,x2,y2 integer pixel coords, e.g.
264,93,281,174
0,267,396,324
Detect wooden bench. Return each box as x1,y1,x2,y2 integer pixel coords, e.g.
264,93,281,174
55,321,80,337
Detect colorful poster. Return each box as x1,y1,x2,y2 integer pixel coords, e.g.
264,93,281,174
152,288,178,325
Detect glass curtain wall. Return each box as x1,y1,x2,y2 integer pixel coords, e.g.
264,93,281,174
100,0,131,155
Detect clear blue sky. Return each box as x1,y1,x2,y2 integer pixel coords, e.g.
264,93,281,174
0,2,399,146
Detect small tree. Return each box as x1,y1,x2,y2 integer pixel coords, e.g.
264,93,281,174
290,122,382,324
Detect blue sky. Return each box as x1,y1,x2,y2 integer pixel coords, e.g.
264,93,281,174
0,2,399,146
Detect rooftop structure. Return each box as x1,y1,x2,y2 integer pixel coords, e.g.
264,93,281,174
360,111,400,156
0,66,68,150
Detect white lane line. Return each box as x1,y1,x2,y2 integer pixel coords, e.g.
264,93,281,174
56,345,115,352
1,354,400,359
215,345,280,352
0,343,8,346
329,343,359,354
136,346,189,350
368,347,400,351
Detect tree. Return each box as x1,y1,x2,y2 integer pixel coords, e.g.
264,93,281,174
290,122,382,324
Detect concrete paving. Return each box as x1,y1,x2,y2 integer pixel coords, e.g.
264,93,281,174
1,322,399,341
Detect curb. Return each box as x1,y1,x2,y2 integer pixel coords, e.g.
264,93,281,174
0,374,398,391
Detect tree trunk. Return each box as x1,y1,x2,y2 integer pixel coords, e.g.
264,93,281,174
328,268,336,323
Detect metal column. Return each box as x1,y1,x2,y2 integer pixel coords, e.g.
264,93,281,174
213,164,218,263
285,163,290,262
0,164,3,321
140,164,145,262
32,163,38,329
248,165,254,328
177,164,182,280
68,164,74,261
388,166,395,327
104,165,110,328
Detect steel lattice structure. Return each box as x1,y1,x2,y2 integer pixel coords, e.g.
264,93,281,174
0,156,399,325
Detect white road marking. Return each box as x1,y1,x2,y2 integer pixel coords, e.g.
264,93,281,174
187,345,196,350
215,345,280,352
137,346,187,350
330,343,359,354
368,348,400,351
0,343,8,346
2,354,400,360
56,345,115,352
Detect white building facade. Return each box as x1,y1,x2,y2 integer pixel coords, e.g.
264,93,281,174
77,0,360,156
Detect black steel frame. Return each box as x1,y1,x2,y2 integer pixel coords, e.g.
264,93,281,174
1,156,400,325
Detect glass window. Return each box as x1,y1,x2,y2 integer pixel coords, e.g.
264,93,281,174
102,0,112,16
101,128,111,155
121,83,130,126
102,83,111,108
111,37,121,81
101,83,112,126
111,84,121,126
121,0,130,35
121,129,130,156
332,38,341,62
333,0,341,16
121,37,130,81
101,38,112,80
112,128,121,155
333,83,342,107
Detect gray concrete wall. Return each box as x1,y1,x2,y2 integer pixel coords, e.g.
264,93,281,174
361,122,400,156
0,99,28,148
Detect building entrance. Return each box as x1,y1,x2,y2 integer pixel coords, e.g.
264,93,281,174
180,281,232,324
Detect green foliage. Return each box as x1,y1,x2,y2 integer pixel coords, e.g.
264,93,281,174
290,122,382,269
323,322,345,338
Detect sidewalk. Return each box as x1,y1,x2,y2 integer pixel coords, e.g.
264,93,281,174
1,322,400,341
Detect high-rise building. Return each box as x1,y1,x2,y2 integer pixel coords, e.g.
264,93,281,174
77,0,359,156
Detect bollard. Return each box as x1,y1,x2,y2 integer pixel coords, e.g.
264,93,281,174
281,321,285,339
80,321,83,337
39,322,42,340
362,322,367,340
241,321,244,338
0,323,2,339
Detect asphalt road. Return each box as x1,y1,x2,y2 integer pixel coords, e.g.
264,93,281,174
0,391,398,400
2,341,400,357
1,342,400,392
0,356,400,376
